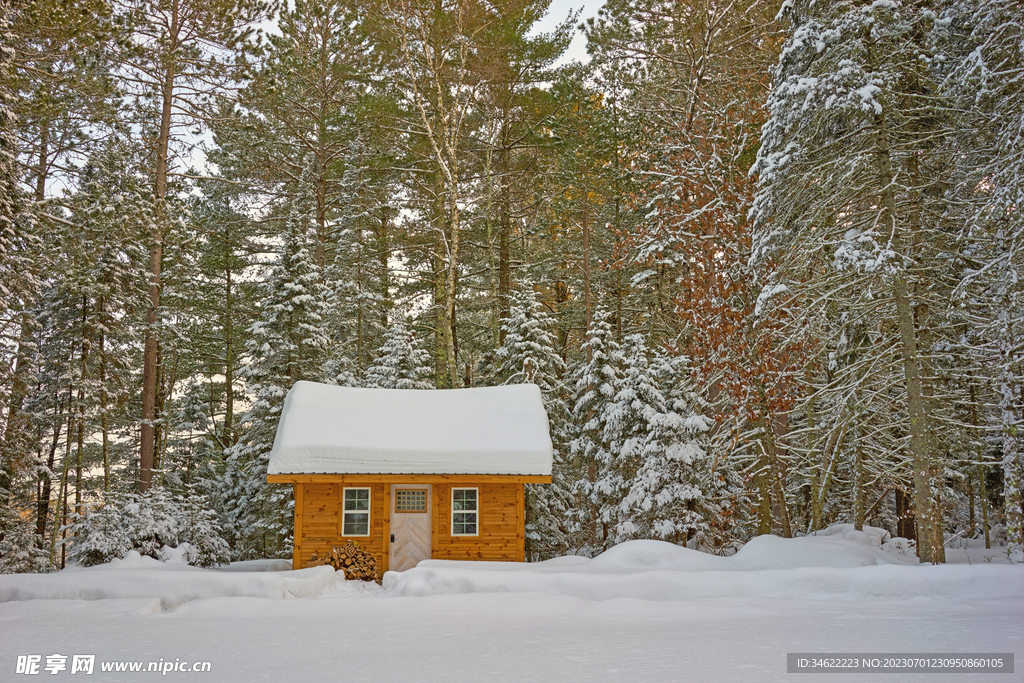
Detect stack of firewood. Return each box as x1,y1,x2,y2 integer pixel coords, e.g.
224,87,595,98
314,541,379,582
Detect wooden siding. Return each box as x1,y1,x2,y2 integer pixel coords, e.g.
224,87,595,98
291,478,527,571
293,482,387,572
432,483,521,561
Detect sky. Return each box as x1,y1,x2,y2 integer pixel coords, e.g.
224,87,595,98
530,0,606,65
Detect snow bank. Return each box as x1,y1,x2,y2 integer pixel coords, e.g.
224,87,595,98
0,555,337,608
383,536,1024,601
804,522,891,545
384,561,1022,602
217,559,294,572
587,534,911,572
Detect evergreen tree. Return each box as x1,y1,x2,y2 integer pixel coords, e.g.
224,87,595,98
323,137,394,380
946,0,1024,561
567,308,625,552
618,347,712,545
0,0,37,509
362,318,434,390
494,285,569,557
225,154,330,559
751,0,958,562
494,286,566,396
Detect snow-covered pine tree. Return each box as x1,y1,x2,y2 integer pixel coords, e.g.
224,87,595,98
226,153,330,559
595,335,705,546
495,285,566,396
64,486,229,567
362,317,434,390
617,346,713,545
751,0,957,562
323,137,392,383
494,285,569,557
5,140,152,570
567,307,625,552
945,0,1024,562
0,0,40,519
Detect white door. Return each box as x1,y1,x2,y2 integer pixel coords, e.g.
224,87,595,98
389,484,432,572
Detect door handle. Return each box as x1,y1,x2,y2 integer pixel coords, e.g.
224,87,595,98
390,534,395,543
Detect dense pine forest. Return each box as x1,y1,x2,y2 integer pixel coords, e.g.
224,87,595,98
0,0,1021,571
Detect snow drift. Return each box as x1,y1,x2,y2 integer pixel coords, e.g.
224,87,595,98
3,533,1020,610
0,552,336,608
382,536,1023,602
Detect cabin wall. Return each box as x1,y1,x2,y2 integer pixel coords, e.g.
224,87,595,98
292,480,527,571
432,483,523,561
293,482,387,571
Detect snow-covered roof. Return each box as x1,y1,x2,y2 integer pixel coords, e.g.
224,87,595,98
267,381,553,476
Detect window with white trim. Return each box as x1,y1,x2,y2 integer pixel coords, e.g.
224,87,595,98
342,488,371,536
451,488,478,536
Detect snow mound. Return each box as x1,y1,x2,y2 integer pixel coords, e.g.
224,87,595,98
728,534,906,569
0,563,338,609
805,523,891,546
381,535,1024,601
217,559,294,572
384,560,1022,602
565,534,910,573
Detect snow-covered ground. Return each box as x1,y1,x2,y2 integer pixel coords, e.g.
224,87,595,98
1,531,1021,682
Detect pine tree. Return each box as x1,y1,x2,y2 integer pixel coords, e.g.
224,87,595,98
323,137,393,380
0,0,37,509
493,285,569,557
946,0,1024,560
567,308,625,552
226,154,330,559
618,347,712,545
751,0,958,562
495,286,567,396
116,0,273,491
362,318,434,390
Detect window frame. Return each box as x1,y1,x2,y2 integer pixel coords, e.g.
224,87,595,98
450,487,479,537
341,487,372,537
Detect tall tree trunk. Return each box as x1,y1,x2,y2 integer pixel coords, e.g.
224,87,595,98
978,465,990,549
75,296,88,516
881,154,941,562
853,422,866,531
49,412,74,568
498,140,511,340
865,39,941,558
35,390,68,538
582,206,591,362
756,473,772,535
223,251,234,447
141,4,179,492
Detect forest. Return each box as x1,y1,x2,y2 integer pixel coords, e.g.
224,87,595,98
0,0,1021,571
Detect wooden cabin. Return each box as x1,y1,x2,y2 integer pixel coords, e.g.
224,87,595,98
266,380,553,572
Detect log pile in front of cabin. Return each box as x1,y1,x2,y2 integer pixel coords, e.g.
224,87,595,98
307,541,379,583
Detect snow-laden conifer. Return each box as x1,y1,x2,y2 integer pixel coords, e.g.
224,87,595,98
63,487,230,567
945,0,1024,562
567,308,625,551
495,286,566,397
617,348,712,544
362,317,434,390
751,0,956,562
495,285,570,556
226,153,330,559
